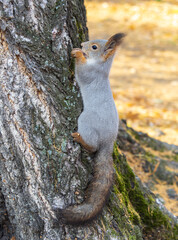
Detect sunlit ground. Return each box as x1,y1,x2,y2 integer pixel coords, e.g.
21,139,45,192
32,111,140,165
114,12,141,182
85,0,178,217
85,0,178,145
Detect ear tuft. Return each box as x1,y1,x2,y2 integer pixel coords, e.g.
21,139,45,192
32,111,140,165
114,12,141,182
104,33,126,51
103,33,126,60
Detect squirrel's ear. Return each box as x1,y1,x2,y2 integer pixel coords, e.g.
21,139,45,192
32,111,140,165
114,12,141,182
103,33,126,60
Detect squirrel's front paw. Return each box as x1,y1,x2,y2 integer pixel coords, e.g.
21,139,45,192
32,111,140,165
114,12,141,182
71,48,87,63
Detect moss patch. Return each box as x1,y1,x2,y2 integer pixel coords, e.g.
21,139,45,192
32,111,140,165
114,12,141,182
111,144,178,239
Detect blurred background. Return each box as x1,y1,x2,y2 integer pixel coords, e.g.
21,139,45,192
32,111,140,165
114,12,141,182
85,0,178,216
85,0,178,145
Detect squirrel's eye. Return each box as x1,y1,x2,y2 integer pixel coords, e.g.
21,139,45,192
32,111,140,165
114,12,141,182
92,45,98,50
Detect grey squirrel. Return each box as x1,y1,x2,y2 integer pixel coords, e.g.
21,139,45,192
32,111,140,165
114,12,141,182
56,33,125,224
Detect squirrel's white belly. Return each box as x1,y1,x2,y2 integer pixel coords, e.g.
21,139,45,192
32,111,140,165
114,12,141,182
78,101,118,148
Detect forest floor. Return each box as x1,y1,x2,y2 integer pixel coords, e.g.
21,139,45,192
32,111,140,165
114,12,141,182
85,0,178,219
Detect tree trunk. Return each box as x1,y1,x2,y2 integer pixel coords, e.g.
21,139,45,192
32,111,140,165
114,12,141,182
0,1,177,240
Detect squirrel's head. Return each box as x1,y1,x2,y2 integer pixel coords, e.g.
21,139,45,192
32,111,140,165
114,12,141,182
71,33,125,67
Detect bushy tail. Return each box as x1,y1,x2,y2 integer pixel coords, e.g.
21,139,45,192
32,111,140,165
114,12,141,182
59,146,114,224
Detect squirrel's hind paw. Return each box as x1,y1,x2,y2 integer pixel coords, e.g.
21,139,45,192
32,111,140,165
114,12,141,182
71,132,96,153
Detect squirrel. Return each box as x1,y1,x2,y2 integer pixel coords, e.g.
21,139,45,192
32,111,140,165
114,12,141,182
55,33,125,225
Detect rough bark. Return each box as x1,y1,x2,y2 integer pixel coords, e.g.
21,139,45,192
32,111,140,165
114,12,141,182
0,0,177,240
